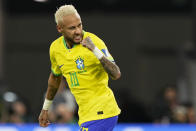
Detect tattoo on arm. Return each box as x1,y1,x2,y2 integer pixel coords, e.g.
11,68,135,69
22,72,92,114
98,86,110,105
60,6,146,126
46,84,58,100
46,74,61,100
100,56,121,80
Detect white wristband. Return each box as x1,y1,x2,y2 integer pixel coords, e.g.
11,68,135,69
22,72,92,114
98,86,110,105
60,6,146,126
42,99,53,110
93,47,104,59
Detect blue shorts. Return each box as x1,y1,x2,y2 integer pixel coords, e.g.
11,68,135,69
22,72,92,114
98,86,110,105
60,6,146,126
80,116,118,131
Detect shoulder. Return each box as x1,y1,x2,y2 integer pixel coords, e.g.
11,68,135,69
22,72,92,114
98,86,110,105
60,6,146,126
84,31,101,40
50,36,63,51
84,31,105,47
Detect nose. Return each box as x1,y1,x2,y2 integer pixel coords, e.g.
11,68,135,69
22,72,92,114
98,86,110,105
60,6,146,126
75,27,81,34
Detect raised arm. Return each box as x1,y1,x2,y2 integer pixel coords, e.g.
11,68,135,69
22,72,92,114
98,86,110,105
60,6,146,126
99,56,121,80
38,73,61,127
81,37,121,80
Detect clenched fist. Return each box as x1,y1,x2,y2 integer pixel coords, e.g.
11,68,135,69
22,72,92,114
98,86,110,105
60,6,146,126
38,110,50,127
81,37,95,51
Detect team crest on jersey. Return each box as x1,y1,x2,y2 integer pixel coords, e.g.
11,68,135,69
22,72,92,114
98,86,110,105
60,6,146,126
75,57,85,70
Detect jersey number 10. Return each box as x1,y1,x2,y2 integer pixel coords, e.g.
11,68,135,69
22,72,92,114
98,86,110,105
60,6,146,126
69,72,79,87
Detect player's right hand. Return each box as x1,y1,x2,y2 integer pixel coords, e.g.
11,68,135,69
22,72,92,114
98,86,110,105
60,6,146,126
81,37,95,51
38,110,50,127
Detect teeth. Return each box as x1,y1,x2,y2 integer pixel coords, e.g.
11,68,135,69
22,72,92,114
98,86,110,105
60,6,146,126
75,36,81,39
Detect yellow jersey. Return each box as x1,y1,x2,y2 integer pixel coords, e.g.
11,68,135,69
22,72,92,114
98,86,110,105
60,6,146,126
49,31,121,126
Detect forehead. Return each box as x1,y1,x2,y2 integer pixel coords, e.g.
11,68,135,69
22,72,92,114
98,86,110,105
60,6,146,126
61,13,81,27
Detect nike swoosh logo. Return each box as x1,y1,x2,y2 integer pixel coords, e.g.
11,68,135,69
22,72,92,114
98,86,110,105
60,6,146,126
59,64,64,68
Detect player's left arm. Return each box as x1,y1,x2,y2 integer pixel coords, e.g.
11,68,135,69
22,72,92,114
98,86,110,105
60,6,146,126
99,56,121,80
81,37,121,80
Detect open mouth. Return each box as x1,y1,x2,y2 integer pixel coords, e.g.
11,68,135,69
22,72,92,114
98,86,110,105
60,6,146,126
74,35,82,41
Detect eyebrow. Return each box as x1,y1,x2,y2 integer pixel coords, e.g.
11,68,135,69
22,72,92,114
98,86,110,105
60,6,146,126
68,23,82,29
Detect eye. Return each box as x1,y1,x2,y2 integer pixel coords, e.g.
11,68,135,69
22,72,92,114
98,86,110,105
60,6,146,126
68,26,76,30
78,23,82,27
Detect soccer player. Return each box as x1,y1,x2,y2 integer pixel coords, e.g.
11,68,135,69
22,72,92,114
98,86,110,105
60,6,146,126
38,4,121,131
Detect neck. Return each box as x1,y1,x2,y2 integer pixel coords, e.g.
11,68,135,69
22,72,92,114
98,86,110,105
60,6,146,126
66,40,74,49
64,37,74,49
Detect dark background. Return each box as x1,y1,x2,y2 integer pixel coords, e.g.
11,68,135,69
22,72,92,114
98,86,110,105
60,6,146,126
1,0,196,123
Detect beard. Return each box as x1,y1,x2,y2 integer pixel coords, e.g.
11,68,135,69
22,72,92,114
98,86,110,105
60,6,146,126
66,37,79,45
65,34,82,45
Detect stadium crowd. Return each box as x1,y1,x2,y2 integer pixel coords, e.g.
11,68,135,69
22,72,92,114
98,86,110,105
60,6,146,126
0,84,196,124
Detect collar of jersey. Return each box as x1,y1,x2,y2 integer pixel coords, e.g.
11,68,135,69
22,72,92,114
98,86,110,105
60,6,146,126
63,37,75,50
63,30,86,50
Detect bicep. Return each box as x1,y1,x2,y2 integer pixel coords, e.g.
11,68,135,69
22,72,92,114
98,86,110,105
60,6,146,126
46,73,62,100
48,72,62,87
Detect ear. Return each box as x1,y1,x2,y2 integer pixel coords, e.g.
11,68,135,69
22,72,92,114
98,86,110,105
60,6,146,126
56,25,62,33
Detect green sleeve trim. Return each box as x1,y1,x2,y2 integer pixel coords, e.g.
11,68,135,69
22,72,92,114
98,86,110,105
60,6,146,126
51,68,62,76
108,57,114,61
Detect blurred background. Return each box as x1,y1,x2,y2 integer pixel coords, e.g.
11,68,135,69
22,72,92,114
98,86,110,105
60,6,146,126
1,0,196,128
